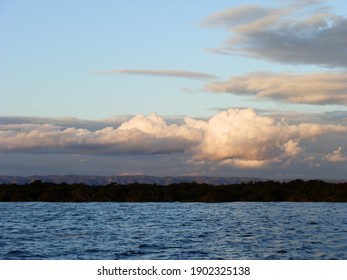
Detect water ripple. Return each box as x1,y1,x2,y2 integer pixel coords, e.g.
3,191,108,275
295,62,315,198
0,202,346,259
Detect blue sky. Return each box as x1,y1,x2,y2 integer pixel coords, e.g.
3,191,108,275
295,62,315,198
1,0,347,179
1,0,238,118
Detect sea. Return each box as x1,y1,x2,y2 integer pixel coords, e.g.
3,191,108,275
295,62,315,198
0,202,346,260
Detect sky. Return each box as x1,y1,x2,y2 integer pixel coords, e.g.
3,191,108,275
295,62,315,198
1,0,347,179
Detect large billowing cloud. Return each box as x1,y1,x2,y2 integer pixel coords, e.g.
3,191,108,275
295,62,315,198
191,108,346,168
203,1,347,68
206,72,347,105
1,108,346,169
96,69,218,80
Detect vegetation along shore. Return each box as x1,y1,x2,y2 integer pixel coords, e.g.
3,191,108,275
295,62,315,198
0,179,346,202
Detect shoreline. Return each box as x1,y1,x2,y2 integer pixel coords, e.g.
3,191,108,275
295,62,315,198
1,180,346,202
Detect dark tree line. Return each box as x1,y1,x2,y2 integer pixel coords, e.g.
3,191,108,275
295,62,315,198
0,179,346,202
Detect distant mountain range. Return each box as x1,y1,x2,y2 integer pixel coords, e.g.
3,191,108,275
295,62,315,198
0,175,267,186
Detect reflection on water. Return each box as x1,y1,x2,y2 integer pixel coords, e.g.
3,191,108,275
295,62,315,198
0,202,346,259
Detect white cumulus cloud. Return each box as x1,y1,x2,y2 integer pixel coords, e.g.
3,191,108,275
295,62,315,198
190,108,346,168
0,108,346,169
322,147,346,162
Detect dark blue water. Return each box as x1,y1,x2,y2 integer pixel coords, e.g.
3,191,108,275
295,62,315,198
0,202,346,259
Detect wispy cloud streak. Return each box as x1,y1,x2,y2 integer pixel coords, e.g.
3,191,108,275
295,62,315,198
96,69,218,80
206,72,347,105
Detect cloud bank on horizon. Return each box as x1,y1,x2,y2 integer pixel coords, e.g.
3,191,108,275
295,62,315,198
1,108,346,169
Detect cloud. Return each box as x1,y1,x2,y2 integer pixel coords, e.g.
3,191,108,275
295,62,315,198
93,113,203,154
203,4,291,32
206,71,347,105
0,115,133,131
0,113,202,155
203,1,347,68
283,140,303,156
190,108,346,168
322,147,346,162
219,158,276,169
1,109,346,169
96,69,218,80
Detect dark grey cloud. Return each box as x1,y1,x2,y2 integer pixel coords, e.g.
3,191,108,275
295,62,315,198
203,1,347,68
